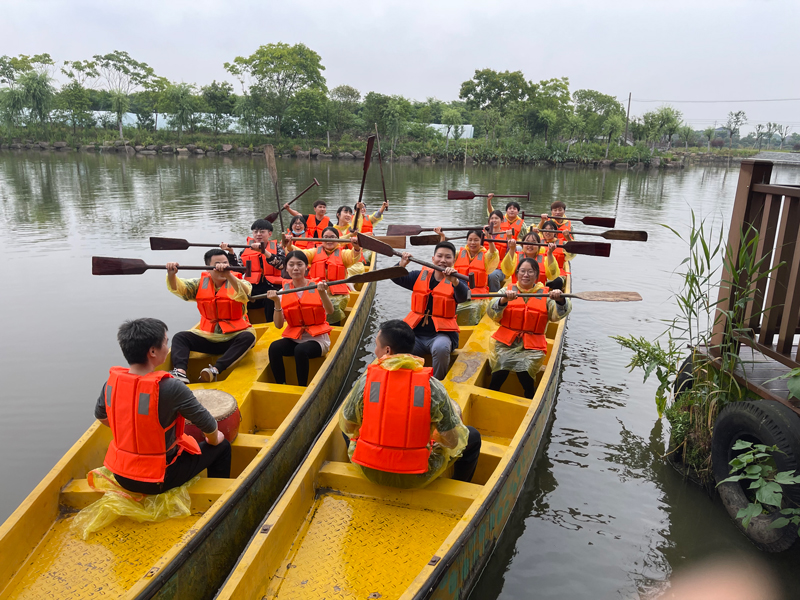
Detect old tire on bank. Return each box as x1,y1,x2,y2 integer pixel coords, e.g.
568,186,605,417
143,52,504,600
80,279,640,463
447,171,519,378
712,400,800,552
674,354,694,397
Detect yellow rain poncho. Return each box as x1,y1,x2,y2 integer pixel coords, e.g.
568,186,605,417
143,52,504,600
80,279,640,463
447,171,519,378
456,298,491,326
71,467,197,540
339,354,469,489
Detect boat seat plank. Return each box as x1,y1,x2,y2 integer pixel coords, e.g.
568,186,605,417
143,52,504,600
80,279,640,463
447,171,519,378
316,461,482,516
480,439,509,458
232,432,269,448
60,477,235,512
249,381,306,395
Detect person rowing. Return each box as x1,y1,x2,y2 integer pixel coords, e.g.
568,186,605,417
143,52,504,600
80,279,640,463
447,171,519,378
451,228,499,326
487,192,527,240
166,249,256,383
484,209,512,260
95,318,231,495
359,200,389,234
487,257,571,399
391,242,470,380
284,199,330,239
537,200,573,242
221,219,285,323
539,219,574,276
287,215,313,249
285,226,363,325
265,251,335,386
339,319,481,489
491,230,560,290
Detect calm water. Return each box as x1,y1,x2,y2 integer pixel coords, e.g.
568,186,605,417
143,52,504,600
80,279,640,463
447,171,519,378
2,153,800,598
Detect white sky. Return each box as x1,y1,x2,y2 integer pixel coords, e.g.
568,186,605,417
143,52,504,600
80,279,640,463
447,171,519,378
3,0,798,134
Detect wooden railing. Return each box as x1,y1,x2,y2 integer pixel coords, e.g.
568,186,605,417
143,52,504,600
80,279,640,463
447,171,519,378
711,160,800,368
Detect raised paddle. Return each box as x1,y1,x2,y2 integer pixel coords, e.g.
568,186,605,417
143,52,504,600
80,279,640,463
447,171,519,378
531,228,648,242
386,224,488,237
249,267,409,300
351,136,376,233
150,237,265,251
525,212,616,229
92,256,251,277
485,238,612,258
374,124,388,212
286,235,407,249
471,291,642,302
449,190,528,200
356,232,474,286
264,145,284,232
264,178,321,223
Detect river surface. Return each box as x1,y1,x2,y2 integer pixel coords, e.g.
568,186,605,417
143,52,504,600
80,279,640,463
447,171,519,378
2,153,800,598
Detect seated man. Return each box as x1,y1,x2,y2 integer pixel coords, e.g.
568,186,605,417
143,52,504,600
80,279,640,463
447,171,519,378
339,319,481,489
167,249,256,383
95,318,231,495
285,199,330,238
392,242,470,380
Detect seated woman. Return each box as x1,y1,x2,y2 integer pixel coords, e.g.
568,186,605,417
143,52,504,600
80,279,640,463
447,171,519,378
484,210,511,261
287,215,313,249
358,200,389,234
539,219,574,277
487,257,571,399
332,205,367,277
498,231,560,287
452,228,499,326
266,251,334,386
287,227,363,325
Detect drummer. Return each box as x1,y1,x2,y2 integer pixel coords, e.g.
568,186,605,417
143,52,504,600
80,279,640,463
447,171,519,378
94,318,231,495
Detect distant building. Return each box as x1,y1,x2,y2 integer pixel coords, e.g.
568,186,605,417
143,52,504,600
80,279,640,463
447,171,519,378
428,123,474,140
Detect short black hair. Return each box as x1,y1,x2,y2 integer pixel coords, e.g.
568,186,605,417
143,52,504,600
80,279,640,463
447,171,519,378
337,205,353,216
204,248,228,265
550,200,566,210
433,241,456,257
505,201,521,211
321,226,340,238
378,319,416,355
289,215,306,230
542,219,559,231
313,200,327,208
117,318,168,365
516,256,540,276
285,250,309,266
251,219,273,231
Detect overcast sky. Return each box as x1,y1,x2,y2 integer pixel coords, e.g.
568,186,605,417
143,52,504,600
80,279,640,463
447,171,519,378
3,0,798,133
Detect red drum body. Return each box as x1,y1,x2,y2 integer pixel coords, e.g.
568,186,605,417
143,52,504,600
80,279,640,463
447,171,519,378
184,389,241,444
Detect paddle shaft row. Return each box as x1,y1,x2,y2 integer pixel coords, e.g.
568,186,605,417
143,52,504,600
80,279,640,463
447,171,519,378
472,291,642,302
149,237,263,251
91,256,251,277
249,266,409,300
265,178,320,223
374,124,388,211
352,136,376,232
264,145,283,232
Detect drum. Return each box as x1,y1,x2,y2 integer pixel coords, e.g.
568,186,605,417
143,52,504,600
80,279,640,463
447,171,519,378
184,389,241,443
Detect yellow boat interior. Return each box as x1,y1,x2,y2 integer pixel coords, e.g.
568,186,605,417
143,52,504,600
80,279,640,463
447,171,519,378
0,275,373,600
218,279,570,600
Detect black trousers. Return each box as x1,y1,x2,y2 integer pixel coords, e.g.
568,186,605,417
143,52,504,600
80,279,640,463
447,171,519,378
453,425,482,482
489,370,536,399
171,331,256,373
114,439,232,495
249,280,280,323
268,338,323,386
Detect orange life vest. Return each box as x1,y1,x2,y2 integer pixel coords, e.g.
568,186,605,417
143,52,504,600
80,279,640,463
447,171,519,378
455,248,489,293
361,217,374,234
484,231,509,260
308,246,349,295
555,219,572,242
242,239,282,285
289,232,313,250
404,268,459,332
103,368,202,483
501,216,524,240
511,252,549,286
280,281,333,339
492,285,550,351
306,214,331,238
552,247,569,276
351,362,433,474
195,271,252,334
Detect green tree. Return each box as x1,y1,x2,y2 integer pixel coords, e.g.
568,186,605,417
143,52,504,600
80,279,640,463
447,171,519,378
164,83,197,142
564,113,584,152
764,122,777,150
653,105,682,149
93,51,153,138
703,126,716,151
441,107,463,156
459,69,528,113
724,110,747,149
109,91,130,138
224,43,326,138
754,124,764,150
602,114,625,158
328,85,360,137
201,80,235,135
777,125,791,150
573,89,625,143
363,92,391,136
19,71,55,131
143,76,169,132
383,97,411,155
286,87,327,138
678,125,695,148
57,81,92,134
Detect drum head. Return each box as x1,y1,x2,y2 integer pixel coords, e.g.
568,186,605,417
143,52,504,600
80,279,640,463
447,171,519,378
192,389,238,420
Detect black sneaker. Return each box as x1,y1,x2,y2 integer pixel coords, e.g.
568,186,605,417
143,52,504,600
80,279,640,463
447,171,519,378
546,276,565,291
170,369,190,384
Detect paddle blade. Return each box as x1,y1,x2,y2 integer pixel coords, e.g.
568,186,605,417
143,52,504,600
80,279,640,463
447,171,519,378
347,266,408,285
563,241,611,257
92,256,148,275
149,237,190,251
363,136,376,172
373,236,406,249
448,190,476,200
387,224,424,236
410,234,441,246
574,291,642,302
264,211,278,223
356,232,394,257
582,216,616,228
601,229,648,242
264,145,279,185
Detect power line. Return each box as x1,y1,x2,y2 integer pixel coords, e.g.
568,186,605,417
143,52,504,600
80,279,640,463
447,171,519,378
632,97,800,104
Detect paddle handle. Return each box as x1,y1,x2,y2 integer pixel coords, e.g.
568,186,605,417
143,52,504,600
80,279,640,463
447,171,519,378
288,237,350,243
374,124,388,210
472,293,571,299
161,264,248,273
250,280,342,300
283,179,320,211
401,253,470,285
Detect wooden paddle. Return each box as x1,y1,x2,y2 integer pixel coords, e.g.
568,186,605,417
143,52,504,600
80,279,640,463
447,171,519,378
527,212,616,229
387,224,487,237
264,145,284,232
471,291,642,302
249,267,409,300
374,124,388,212
286,235,407,249
449,190,528,200
410,234,467,246
356,232,474,286
150,237,265,251
486,238,612,257
352,136,376,233
265,178,321,223
531,228,648,242
92,256,251,277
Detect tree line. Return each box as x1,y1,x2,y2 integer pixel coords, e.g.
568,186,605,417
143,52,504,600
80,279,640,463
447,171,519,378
1,45,796,155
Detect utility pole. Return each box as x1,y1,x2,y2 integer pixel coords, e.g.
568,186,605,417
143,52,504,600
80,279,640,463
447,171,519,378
623,92,631,146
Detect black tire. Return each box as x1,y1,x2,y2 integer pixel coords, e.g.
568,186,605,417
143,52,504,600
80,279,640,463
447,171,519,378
712,400,800,552
674,354,694,396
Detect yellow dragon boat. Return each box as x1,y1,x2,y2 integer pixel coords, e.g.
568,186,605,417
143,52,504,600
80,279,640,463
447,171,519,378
0,255,377,600
216,269,571,600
